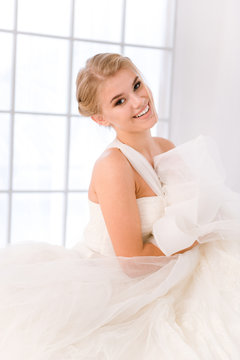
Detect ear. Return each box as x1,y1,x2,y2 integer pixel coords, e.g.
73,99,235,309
91,114,110,127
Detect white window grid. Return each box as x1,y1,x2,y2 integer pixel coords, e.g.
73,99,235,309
0,0,178,247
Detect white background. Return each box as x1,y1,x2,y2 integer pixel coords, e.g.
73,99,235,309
171,0,240,192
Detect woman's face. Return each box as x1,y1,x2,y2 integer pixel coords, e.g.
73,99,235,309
92,68,158,134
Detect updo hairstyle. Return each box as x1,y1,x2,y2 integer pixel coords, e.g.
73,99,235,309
76,53,142,117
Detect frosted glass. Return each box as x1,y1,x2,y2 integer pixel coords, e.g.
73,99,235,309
0,33,12,110
69,117,115,190
74,0,123,42
125,0,175,47
66,192,89,248
124,47,172,119
0,0,15,30
15,35,69,113
18,0,71,36
72,41,121,115
11,193,64,245
13,114,66,190
0,114,10,189
0,194,8,248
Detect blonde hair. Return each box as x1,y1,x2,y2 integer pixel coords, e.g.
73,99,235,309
75,53,142,117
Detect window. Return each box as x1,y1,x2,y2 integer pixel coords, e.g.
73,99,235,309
0,0,177,248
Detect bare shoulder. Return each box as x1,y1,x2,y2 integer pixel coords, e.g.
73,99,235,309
90,147,135,199
153,136,176,153
93,147,133,179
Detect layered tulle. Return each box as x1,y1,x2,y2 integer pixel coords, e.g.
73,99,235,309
151,135,240,255
0,241,200,359
1,240,240,359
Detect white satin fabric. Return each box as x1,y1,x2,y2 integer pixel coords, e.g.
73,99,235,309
0,135,240,360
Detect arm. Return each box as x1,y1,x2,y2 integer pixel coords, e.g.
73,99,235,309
92,148,166,257
141,242,166,256
142,239,199,257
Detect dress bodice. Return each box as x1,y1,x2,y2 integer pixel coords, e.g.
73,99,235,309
76,196,165,256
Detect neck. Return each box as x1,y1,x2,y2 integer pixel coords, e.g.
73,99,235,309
115,130,157,158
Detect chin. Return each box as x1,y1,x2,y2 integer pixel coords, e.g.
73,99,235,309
137,119,157,133
146,115,158,129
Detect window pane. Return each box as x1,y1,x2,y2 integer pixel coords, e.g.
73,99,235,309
150,122,158,137
66,192,89,248
125,0,175,47
0,0,15,30
158,121,169,139
72,41,121,115
15,35,69,113
11,193,64,245
18,0,71,37
69,117,115,190
124,47,172,119
0,33,12,110
0,113,10,189
74,0,123,42
13,114,66,190
0,194,8,247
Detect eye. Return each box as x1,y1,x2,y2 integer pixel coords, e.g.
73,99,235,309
115,98,125,106
134,81,141,90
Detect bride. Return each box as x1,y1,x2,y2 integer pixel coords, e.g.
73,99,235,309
0,52,240,359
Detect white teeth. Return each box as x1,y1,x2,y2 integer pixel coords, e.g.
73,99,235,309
134,104,149,118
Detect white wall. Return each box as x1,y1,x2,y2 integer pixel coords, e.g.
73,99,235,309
170,0,240,191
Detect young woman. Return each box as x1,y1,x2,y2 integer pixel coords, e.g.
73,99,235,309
0,53,240,359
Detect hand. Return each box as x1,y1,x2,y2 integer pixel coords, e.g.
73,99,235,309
189,240,199,250
172,240,199,255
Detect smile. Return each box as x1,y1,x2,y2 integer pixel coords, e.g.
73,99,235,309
133,104,150,118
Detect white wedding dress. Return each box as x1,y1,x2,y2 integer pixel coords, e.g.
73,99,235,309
0,135,240,360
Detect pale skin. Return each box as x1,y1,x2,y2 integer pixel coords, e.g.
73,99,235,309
88,68,198,257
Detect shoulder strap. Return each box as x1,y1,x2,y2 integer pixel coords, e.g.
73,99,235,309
107,138,163,196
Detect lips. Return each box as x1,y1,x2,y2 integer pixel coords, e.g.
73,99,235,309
133,103,150,118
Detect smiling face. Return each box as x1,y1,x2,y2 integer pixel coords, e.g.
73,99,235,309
91,68,158,136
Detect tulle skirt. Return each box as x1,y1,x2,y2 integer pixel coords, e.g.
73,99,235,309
0,236,240,360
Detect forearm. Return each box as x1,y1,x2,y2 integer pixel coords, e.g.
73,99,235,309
117,242,166,278
139,242,166,256
139,240,199,257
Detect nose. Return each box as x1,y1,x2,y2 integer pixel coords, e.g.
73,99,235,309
129,92,142,109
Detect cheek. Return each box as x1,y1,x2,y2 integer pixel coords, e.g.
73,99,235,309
144,86,152,99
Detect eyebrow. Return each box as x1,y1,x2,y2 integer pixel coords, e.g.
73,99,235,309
110,76,139,103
